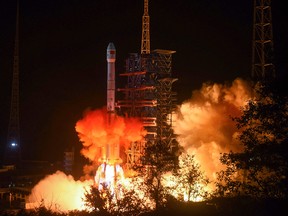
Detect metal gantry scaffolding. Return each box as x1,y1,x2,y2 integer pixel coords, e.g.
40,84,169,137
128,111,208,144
117,53,156,166
252,0,275,80
141,0,150,55
116,0,178,167
116,50,178,167
152,50,178,159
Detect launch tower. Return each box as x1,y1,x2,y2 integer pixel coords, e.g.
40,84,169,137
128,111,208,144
141,0,150,55
4,1,21,166
116,0,179,167
252,0,275,80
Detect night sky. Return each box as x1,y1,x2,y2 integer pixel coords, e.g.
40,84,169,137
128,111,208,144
0,0,287,162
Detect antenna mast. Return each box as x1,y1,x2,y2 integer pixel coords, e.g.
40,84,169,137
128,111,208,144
4,1,21,166
141,0,150,54
252,0,275,81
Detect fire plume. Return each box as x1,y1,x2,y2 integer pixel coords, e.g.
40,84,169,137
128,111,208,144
26,108,146,212
76,108,146,194
25,78,255,212
75,107,146,165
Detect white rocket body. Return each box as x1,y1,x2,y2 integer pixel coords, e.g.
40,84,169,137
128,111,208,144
99,42,121,165
107,42,116,114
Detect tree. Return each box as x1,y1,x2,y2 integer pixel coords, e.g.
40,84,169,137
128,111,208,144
216,81,288,198
21,199,67,216
173,153,210,202
139,135,181,211
84,183,148,216
112,184,149,216
83,185,111,216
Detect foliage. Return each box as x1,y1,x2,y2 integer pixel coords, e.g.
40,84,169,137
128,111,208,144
142,166,169,210
83,185,111,215
173,153,210,201
216,81,288,198
112,183,149,216
139,136,182,210
83,183,148,216
16,199,67,216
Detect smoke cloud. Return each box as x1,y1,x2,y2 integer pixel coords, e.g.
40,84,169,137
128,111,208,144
26,171,93,212
75,107,146,164
26,78,254,211
174,78,253,181
26,108,146,211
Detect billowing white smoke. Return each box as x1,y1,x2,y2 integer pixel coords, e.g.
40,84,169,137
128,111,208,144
26,171,93,212
174,78,253,181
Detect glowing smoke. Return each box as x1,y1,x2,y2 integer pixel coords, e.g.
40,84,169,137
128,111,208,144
75,107,146,176
26,171,93,212
25,78,254,211
174,78,254,181
26,108,146,211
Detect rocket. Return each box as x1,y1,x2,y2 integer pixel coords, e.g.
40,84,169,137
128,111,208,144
107,42,116,117
99,42,122,165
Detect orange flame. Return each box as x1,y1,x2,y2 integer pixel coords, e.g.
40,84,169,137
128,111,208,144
95,163,125,194
25,78,254,212
75,107,146,165
76,108,146,195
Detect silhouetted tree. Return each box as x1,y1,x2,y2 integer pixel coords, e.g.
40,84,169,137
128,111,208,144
216,81,288,198
139,135,181,211
173,153,210,201
113,184,149,216
83,185,111,215
84,183,148,216
29,199,63,216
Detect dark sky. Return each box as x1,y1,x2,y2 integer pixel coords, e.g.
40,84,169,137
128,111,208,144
0,0,287,162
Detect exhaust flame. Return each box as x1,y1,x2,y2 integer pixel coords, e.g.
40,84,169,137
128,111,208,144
75,108,146,188
95,163,125,194
25,78,255,212
75,108,146,166
26,108,146,212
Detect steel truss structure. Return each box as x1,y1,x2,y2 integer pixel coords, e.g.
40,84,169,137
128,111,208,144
4,2,21,166
117,50,178,167
252,0,275,80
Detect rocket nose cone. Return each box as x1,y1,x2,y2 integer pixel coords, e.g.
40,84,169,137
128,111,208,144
107,42,116,51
